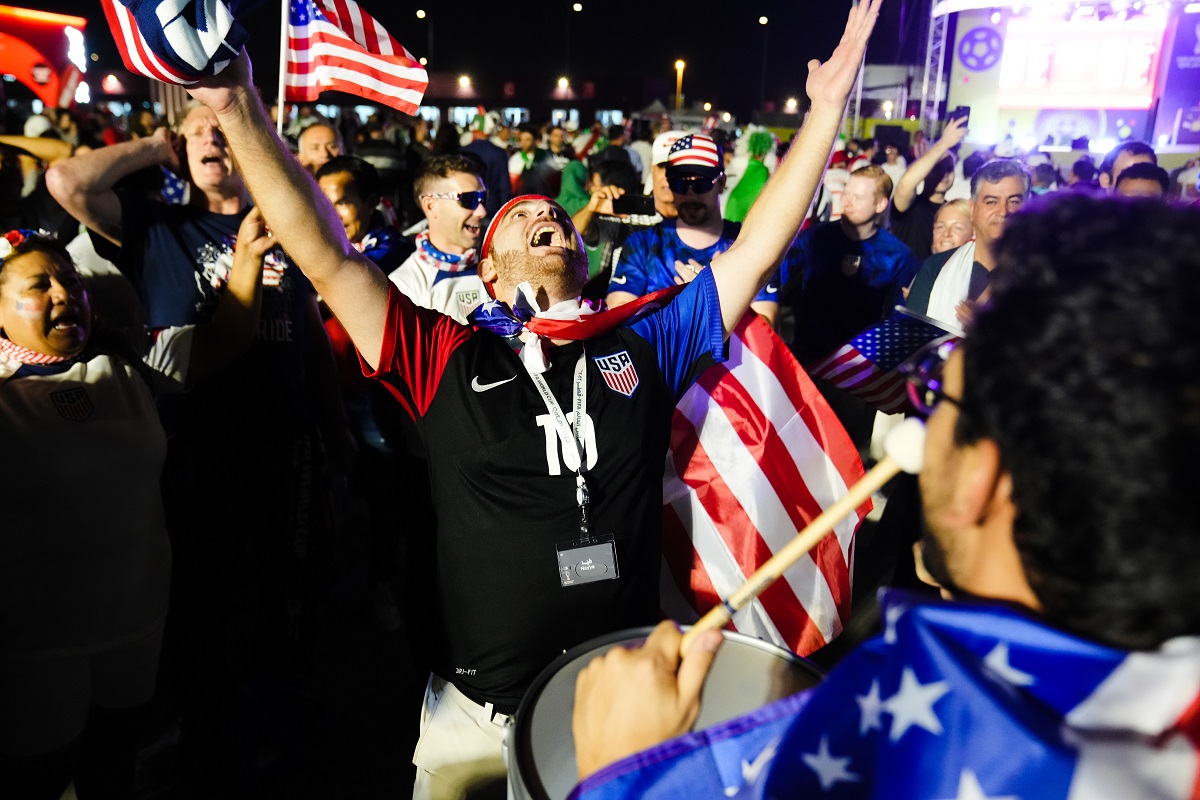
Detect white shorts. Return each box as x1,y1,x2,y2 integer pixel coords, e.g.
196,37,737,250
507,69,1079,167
0,629,163,757
412,674,514,800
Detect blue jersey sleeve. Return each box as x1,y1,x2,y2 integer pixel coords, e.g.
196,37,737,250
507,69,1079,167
753,267,783,304
627,268,726,403
609,228,654,297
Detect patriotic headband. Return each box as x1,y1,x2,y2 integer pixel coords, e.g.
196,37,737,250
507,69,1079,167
480,194,554,260
667,133,723,173
0,229,38,264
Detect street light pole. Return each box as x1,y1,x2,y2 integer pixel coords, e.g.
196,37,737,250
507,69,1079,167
758,16,769,112
675,60,685,110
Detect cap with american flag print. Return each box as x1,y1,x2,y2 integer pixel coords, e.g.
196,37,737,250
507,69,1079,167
666,133,723,178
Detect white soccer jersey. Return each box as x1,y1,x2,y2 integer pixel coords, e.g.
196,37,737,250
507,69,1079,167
388,252,489,325
0,330,191,654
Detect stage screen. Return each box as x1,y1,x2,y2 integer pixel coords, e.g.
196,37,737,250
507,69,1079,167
998,15,1168,109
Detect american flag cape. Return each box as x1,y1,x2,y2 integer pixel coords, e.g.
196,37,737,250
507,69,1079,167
572,588,1200,800
286,0,428,115
661,313,869,657
101,0,258,85
808,309,960,416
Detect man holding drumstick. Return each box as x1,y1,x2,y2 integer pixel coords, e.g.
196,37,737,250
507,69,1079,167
572,195,1200,798
182,1,883,796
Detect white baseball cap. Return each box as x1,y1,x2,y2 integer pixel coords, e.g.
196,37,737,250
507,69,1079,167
651,130,688,166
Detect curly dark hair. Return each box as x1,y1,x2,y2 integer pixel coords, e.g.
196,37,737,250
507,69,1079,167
958,194,1200,650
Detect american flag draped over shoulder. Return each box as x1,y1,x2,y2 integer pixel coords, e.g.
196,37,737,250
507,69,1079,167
286,0,428,115
808,310,959,416
661,313,869,657
101,0,259,84
574,589,1200,800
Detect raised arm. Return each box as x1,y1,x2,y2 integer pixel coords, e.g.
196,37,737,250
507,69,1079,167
185,206,268,384
0,135,73,166
185,53,390,369
45,128,181,246
708,0,882,337
892,116,967,213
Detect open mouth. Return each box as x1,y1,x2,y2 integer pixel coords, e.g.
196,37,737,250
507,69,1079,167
528,224,565,249
50,312,81,332
200,155,225,166
464,221,481,237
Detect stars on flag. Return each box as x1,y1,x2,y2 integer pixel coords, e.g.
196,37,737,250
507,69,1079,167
855,679,885,736
937,769,1021,800
882,666,951,742
801,736,860,791
984,642,1037,687
884,601,907,644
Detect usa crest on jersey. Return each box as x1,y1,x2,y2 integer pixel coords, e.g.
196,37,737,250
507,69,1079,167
50,387,93,421
456,289,482,321
594,350,639,397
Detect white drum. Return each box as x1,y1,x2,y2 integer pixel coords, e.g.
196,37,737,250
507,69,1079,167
507,626,823,800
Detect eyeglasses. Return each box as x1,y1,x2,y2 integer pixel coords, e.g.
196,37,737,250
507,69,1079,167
897,336,963,416
666,173,720,195
420,190,488,210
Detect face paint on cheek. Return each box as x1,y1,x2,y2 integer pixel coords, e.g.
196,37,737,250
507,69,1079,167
14,298,45,317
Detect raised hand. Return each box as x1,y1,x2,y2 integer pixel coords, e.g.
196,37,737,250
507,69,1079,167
805,0,884,110
939,115,970,148
186,49,256,118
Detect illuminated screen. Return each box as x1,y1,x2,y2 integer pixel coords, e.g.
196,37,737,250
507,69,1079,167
998,16,1167,109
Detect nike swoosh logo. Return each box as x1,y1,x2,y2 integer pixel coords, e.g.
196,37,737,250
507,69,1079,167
766,285,779,294
610,274,628,284
471,375,517,393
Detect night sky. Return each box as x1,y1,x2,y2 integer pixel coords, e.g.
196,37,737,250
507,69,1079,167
19,0,926,120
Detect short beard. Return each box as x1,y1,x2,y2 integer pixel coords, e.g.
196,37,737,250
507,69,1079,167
491,247,587,303
676,201,714,227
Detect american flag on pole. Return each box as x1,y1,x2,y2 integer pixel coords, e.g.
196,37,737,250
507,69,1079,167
286,0,428,115
808,309,959,416
661,313,869,657
100,0,254,85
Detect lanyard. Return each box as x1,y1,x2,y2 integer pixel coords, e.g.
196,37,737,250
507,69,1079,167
528,350,591,537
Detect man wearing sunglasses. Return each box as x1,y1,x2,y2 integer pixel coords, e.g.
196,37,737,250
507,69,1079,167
388,154,490,323
182,1,881,793
607,133,782,326
572,195,1200,799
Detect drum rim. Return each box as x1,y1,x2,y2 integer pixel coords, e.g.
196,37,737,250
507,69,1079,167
510,625,824,800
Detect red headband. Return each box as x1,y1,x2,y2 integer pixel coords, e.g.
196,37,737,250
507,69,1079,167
480,193,557,261
479,193,556,298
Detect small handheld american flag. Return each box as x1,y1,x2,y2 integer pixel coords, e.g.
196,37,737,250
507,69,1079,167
809,309,961,416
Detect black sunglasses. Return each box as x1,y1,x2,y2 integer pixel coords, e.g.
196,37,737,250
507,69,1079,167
897,336,963,416
421,190,488,210
666,173,720,195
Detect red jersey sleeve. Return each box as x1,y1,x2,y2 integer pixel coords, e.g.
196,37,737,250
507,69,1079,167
358,283,474,419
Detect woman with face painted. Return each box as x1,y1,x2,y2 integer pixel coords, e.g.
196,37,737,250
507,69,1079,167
0,219,266,798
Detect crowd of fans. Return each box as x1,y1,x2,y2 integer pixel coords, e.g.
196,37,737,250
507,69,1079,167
2,7,1199,793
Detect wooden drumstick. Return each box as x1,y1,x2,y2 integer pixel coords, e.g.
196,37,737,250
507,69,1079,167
679,417,926,655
